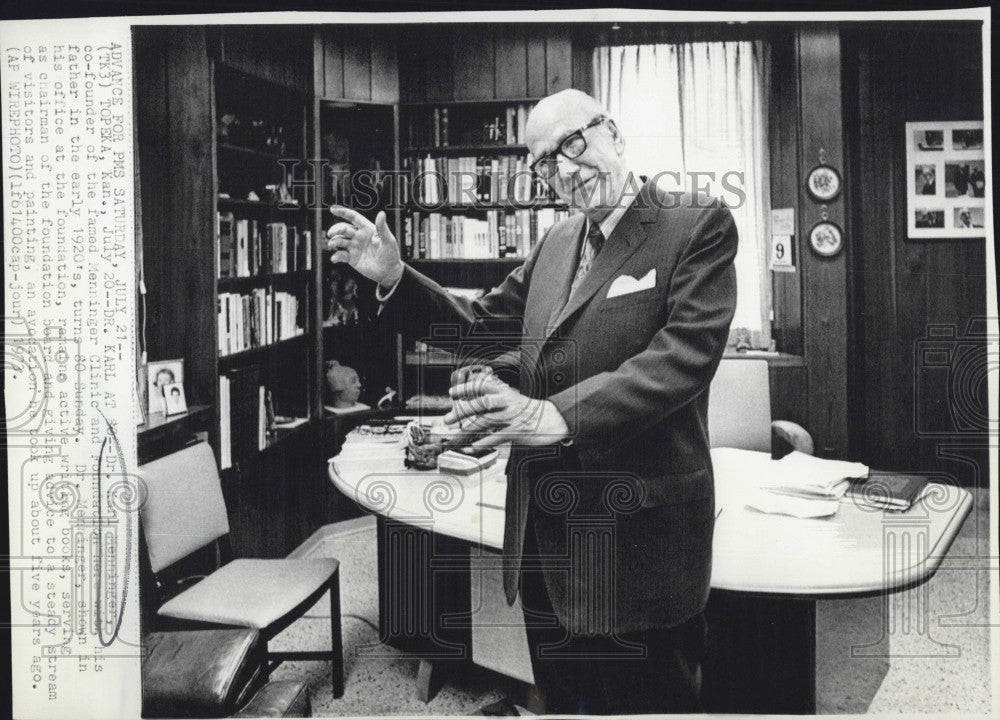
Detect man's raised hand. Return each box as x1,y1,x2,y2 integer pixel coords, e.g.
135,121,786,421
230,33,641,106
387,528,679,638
326,206,405,288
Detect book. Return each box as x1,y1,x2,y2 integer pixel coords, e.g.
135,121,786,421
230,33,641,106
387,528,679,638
845,471,930,511
224,364,261,464
235,219,250,277
219,375,231,470
258,385,267,451
250,219,261,275
302,229,312,270
217,211,235,278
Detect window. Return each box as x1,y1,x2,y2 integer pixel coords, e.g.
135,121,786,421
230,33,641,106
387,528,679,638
594,41,772,347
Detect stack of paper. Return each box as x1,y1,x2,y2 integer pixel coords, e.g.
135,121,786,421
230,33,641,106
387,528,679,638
746,451,869,518
759,451,869,499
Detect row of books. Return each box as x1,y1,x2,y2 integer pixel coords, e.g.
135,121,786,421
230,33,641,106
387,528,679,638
217,212,313,278
406,155,557,206
405,103,533,148
218,364,267,469
404,207,570,259
218,289,304,356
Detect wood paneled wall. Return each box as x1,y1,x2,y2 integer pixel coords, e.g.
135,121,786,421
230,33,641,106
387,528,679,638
844,23,988,485
399,24,572,102
797,27,850,458
213,25,314,95
133,27,218,414
768,29,803,357
314,26,399,102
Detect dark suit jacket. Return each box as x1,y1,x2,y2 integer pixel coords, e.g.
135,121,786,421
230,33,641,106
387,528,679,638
384,180,738,634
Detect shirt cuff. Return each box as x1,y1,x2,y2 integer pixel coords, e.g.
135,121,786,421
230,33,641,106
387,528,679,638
374,269,404,312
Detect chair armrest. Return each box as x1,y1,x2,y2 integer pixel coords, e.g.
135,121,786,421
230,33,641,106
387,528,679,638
771,420,814,458
235,681,312,718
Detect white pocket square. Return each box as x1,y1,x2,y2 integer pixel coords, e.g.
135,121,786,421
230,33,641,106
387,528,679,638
606,269,656,298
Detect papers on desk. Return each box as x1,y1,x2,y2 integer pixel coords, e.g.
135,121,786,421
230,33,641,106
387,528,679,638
713,448,869,519
758,452,868,499
751,451,868,518
744,492,843,518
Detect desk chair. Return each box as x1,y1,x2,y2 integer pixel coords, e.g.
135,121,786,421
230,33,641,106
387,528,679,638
139,441,345,698
708,357,813,456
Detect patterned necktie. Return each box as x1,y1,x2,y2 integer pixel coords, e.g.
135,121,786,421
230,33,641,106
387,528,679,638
569,221,606,297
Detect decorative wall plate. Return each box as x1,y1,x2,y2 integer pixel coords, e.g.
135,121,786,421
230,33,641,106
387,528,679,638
809,221,844,257
806,164,842,202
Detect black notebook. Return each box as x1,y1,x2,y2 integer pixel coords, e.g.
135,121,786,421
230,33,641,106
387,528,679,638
845,471,930,511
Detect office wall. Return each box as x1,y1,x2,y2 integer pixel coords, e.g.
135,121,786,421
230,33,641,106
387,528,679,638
844,24,988,486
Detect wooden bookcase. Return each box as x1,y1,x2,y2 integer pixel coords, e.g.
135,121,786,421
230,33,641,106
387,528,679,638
214,61,318,455
135,26,326,559
317,100,401,415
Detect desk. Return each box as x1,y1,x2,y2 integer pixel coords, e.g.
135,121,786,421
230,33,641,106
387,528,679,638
329,439,972,712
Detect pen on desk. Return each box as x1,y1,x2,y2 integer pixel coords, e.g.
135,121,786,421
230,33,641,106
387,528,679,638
476,501,505,511
716,507,724,519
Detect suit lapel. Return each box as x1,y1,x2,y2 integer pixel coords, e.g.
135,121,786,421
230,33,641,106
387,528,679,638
538,213,587,332
544,182,661,340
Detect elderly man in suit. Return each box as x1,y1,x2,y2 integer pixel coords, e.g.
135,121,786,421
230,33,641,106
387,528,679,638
327,89,738,714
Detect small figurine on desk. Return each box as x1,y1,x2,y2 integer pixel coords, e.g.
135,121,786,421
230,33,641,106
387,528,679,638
377,387,397,409
733,327,752,352
324,361,370,414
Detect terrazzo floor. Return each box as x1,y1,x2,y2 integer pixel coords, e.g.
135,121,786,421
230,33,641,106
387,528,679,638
270,489,993,716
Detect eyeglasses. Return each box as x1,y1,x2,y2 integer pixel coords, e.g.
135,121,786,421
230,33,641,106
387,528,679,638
530,116,608,180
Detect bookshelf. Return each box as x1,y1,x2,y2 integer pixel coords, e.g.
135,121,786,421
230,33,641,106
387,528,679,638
212,61,318,471
400,100,571,261
318,101,402,417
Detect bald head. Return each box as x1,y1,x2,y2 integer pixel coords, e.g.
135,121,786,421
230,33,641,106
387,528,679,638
525,89,629,220
524,89,607,148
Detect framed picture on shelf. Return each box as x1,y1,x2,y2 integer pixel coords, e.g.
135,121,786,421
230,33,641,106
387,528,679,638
905,121,985,239
147,358,184,417
163,383,189,417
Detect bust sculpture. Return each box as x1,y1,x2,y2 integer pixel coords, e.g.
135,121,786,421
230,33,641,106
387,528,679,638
324,361,370,414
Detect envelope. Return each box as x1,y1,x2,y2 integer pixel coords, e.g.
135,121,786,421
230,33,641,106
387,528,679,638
606,269,656,298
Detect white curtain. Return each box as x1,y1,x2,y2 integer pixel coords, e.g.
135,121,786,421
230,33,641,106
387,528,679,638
594,41,772,343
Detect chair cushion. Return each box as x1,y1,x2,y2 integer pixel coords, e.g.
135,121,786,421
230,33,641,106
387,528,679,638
158,558,339,629
234,680,312,717
142,628,264,718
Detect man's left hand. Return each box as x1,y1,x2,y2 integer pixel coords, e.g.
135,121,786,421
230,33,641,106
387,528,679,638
443,366,569,449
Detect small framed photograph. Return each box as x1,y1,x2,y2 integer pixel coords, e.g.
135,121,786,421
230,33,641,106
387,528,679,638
163,382,189,416
806,164,842,202
906,121,985,239
914,209,945,229
944,161,986,198
912,128,944,152
951,128,983,150
147,358,184,417
953,206,984,230
914,164,937,196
